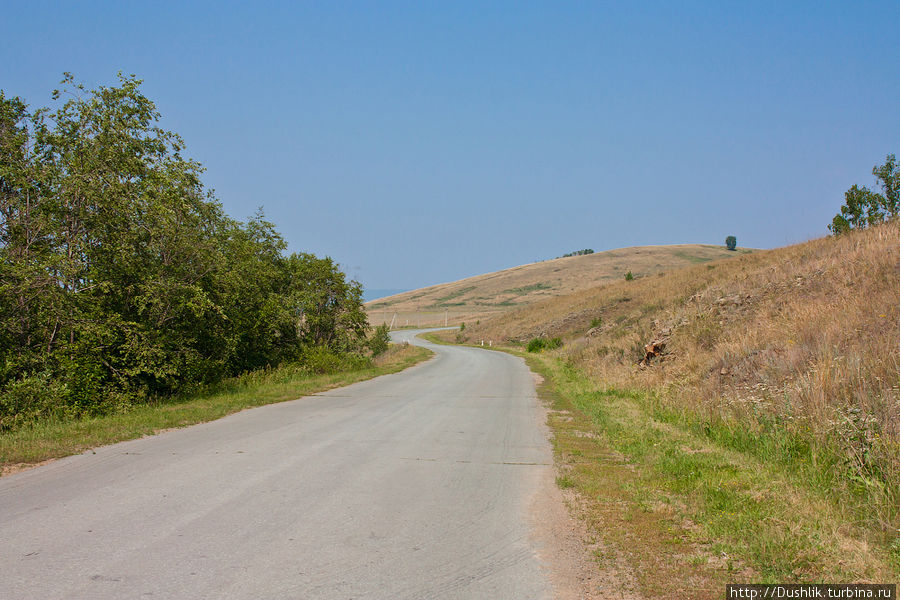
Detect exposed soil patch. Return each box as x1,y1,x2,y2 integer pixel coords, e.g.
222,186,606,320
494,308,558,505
2,458,56,477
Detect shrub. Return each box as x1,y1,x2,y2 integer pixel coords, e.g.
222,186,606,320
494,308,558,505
625,271,634,281
561,249,595,258
527,337,562,352
726,235,737,251
526,338,545,352
301,346,369,374
0,371,69,430
590,317,602,329
369,324,391,357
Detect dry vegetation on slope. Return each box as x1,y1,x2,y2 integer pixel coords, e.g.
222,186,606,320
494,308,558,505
366,244,752,327
455,222,900,580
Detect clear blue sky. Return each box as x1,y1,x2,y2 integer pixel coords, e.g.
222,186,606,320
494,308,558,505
3,1,898,291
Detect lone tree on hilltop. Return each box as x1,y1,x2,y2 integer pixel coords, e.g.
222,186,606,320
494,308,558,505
725,235,737,251
829,154,900,235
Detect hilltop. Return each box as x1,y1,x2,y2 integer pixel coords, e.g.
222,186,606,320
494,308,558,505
366,244,752,327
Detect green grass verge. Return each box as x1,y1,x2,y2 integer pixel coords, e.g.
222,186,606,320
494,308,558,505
1,344,432,473
526,354,898,593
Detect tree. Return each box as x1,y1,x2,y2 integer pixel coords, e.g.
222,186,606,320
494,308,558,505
725,235,737,251
829,154,899,235
0,74,371,428
872,154,900,217
284,252,368,352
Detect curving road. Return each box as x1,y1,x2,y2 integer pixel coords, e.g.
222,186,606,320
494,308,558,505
0,330,556,599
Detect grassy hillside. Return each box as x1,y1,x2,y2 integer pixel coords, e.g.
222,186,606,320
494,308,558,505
366,244,752,327
444,222,900,584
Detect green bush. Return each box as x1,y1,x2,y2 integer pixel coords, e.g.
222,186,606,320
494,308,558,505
526,338,545,352
0,371,69,430
369,324,391,357
590,317,602,329
301,347,369,374
527,337,562,353
625,271,634,281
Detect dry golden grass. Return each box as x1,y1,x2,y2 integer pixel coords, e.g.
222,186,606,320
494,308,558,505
462,221,900,553
366,244,752,327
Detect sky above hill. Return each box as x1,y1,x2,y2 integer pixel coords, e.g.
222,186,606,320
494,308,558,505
3,1,898,291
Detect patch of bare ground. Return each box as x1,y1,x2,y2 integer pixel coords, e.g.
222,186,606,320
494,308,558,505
1,458,56,477
531,463,641,600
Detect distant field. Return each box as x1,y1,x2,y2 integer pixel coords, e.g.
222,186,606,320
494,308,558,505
366,244,753,327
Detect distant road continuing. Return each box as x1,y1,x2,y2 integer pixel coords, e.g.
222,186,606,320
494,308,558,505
0,329,556,599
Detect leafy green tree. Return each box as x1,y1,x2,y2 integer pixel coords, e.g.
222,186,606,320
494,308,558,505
829,185,882,234
0,74,370,428
725,235,737,251
284,252,368,353
830,154,899,235
872,154,900,217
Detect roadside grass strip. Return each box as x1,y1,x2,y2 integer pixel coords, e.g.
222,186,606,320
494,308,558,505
525,355,898,597
1,344,432,473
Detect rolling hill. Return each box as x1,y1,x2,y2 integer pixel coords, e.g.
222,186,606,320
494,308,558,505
366,244,753,327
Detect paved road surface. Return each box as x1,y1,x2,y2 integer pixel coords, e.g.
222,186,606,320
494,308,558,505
0,330,556,599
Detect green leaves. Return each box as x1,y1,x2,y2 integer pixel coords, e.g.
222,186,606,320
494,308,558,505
829,154,900,235
0,75,369,428
725,236,737,251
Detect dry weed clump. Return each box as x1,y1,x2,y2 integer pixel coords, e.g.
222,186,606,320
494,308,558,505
467,221,900,538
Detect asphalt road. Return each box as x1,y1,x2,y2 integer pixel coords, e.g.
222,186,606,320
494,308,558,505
0,330,556,599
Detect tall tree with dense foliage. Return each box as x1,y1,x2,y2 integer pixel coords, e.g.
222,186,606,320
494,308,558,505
0,74,369,428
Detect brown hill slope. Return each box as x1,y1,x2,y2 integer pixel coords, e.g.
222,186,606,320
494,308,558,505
366,244,752,327
456,221,900,557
